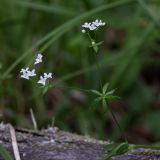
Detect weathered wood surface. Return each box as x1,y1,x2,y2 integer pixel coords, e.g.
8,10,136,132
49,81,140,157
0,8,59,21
0,124,160,160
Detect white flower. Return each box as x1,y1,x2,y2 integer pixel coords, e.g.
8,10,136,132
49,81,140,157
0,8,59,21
34,53,43,65
82,22,91,28
82,19,105,31
20,68,36,79
20,73,30,79
28,69,36,77
38,76,47,86
44,73,52,79
20,67,29,74
38,73,52,86
89,23,97,30
20,67,30,79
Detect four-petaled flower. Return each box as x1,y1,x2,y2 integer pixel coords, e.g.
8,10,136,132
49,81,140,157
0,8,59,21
82,22,91,29
34,53,43,65
20,67,30,79
38,73,52,86
28,69,36,77
81,19,105,32
37,75,46,86
44,73,52,79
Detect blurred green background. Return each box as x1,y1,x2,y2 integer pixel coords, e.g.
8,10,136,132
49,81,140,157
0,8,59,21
0,0,160,144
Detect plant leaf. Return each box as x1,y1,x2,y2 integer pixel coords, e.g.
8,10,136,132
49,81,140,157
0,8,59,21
90,89,102,96
106,89,116,95
93,44,98,53
91,97,102,109
102,142,129,160
105,95,120,100
94,97,102,103
102,98,108,112
102,83,109,94
96,41,104,46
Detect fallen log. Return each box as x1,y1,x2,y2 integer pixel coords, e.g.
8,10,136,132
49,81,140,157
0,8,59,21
0,123,160,160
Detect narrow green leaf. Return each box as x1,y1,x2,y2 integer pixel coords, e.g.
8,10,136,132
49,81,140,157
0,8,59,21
105,95,120,100
90,89,102,96
102,142,129,160
91,97,102,109
102,98,108,112
93,45,98,53
114,142,129,155
94,97,102,103
102,83,109,94
6,0,76,16
96,41,104,46
106,89,116,95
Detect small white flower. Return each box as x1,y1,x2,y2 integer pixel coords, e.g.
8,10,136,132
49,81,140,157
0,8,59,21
82,22,91,28
20,67,29,74
44,73,52,79
89,24,97,30
34,53,43,65
28,69,36,77
21,73,29,79
38,73,52,86
38,76,47,86
20,67,30,79
82,19,105,31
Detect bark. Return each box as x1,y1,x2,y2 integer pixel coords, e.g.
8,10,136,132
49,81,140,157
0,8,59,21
0,123,160,160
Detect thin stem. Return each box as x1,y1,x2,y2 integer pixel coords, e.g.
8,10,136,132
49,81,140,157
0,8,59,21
52,83,91,93
93,51,103,90
109,106,128,143
87,32,103,90
129,144,160,150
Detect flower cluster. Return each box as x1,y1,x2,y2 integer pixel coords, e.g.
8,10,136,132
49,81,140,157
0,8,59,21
81,19,106,32
20,53,52,86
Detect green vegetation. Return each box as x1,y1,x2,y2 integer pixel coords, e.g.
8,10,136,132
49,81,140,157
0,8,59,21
0,0,160,148
0,144,13,160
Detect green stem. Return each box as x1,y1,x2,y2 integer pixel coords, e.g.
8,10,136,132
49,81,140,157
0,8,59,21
52,83,90,93
93,51,103,90
109,105,128,143
129,144,160,150
87,32,103,90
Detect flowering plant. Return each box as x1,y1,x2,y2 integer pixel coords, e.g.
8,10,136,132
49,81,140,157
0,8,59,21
20,53,52,93
81,19,106,53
